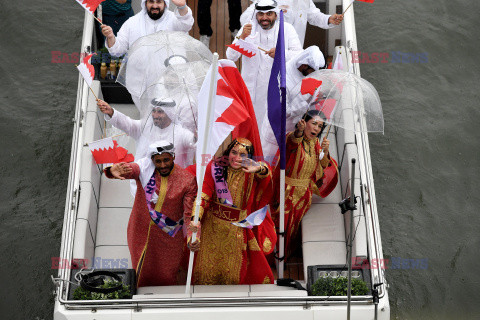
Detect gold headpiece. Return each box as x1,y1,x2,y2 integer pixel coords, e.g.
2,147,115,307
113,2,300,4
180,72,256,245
233,138,253,153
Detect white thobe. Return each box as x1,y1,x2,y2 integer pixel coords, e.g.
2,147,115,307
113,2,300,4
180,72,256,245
240,0,334,47
105,108,195,167
226,21,302,139
105,108,196,196
107,5,194,57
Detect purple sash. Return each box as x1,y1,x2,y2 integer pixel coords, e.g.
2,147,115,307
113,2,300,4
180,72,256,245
144,173,183,237
211,162,267,229
212,162,234,207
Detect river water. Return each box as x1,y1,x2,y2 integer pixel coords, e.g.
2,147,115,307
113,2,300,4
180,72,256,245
0,0,478,319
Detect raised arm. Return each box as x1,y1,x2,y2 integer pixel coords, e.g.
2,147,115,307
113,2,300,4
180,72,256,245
170,0,194,32
102,18,131,57
97,99,142,140
104,162,139,180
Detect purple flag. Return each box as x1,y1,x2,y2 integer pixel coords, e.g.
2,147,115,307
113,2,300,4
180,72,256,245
267,10,287,169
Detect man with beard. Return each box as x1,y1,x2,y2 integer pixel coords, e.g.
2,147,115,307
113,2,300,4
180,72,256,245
241,0,344,47
105,141,199,287
97,98,195,195
101,0,194,57
226,0,302,144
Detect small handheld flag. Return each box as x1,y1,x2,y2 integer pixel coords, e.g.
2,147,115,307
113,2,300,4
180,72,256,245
301,78,322,96
75,0,105,24
88,137,134,164
76,53,95,87
231,206,268,229
227,39,258,58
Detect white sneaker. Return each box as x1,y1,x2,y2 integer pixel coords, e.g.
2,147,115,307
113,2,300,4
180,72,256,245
199,35,211,48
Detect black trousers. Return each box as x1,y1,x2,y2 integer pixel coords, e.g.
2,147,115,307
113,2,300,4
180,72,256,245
197,0,242,36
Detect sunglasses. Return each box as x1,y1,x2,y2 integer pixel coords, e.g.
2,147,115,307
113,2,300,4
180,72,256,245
156,144,174,153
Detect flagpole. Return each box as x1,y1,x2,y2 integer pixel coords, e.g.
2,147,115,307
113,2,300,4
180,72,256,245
92,14,103,26
185,53,219,294
279,170,285,278
343,2,353,15
235,37,268,52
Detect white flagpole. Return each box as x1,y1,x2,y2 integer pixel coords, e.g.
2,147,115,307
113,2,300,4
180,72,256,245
279,170,285,278
185,53,219,294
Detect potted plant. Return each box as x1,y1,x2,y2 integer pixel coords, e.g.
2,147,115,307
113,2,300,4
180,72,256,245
73,279,132,300
311,276,369,296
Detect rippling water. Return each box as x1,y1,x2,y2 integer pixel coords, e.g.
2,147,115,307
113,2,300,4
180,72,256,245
0,0,478,319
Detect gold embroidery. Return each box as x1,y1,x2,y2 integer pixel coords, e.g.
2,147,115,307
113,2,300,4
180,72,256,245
194,168,251,285
285,176,310,187
262,276,271,284
248,238,261,251
154,175,169,212
263,238,272,253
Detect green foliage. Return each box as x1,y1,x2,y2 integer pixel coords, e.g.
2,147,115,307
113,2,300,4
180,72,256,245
73,280,131,300
311,276,369,296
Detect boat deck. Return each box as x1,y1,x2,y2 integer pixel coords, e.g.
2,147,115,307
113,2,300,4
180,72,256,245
71,0,371,299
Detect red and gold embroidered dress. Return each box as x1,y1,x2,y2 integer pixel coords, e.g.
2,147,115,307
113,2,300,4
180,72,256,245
106,163,197,287
271,132,331,258
193,162,276,285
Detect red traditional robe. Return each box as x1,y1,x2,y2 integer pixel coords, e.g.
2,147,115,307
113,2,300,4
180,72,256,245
193,161,276,285
106,163,197,287
271,132,333,259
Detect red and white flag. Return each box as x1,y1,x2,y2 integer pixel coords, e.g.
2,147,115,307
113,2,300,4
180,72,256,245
75,0,105,15
88,137,134,164
77,53,95,87
227,39,258,58
301,78,322,96
197,59,263,166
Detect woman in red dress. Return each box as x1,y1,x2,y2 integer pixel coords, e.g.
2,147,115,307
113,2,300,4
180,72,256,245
192,138,277,285
271,110,333,259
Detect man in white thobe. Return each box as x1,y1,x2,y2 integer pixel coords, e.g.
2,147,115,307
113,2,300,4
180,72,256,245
261,46,326,159
226,0,302,138
241,0,343,47
101,0,194,57
97,98,196,194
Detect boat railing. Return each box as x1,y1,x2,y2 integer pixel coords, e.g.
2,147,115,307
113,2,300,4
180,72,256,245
56,10,96,305
341,0,388,300
60,294,374,310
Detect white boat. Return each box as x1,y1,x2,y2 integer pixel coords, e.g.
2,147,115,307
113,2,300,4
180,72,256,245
53,1,390,319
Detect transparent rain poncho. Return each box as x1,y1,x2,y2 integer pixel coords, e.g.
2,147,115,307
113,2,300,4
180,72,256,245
288,69,384,134
139,60,211,136
121,60,209,171
117,31,213,104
